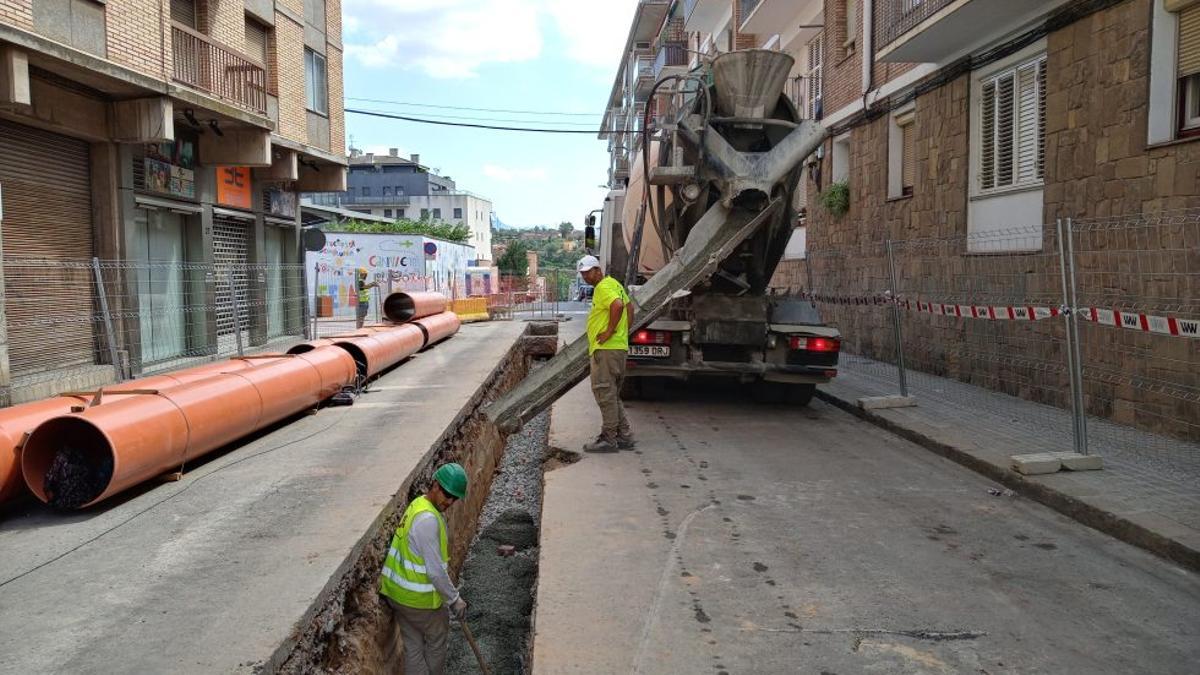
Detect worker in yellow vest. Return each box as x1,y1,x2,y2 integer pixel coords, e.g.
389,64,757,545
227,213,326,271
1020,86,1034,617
379,463,469,675
356,267,379,329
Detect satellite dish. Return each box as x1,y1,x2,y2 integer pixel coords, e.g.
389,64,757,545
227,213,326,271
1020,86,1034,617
303,227,327,252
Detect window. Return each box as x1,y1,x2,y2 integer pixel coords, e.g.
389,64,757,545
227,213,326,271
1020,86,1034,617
1179,4,1200,135
842,0,857,52
807,35,824,119
453,208,463,219
432,208,442,219
384,209,393,218
421,208,430,220
362,187,370,196
397,209,406,218
978,55,1045,193
304,48,328,115
831,133,850,184
171,0,196,28
383,187,392,196
245,17,268,64
888,108,916,199
395,186,404,195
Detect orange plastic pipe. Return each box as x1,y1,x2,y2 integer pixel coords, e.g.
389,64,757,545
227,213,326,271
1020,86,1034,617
383,291,447,323
21,354,357,509
414,311,462,349
0,357,262,505
290,326,425,379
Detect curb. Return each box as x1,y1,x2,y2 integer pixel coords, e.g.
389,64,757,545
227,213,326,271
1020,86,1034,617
815,389,1200,574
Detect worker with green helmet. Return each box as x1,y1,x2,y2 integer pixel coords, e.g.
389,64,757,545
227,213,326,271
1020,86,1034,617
355,267,379,329
379,462,469,675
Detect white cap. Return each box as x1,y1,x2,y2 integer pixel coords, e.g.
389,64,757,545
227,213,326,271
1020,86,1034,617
576,255,601,273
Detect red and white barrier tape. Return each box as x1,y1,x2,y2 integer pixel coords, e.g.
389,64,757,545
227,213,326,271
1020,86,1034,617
1080,308,1200,339
805,293,1198,338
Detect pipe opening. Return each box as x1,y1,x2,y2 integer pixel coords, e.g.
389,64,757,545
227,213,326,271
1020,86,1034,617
286,343,319,355
23,417,115,509
332,341,370,380
383,293,417,323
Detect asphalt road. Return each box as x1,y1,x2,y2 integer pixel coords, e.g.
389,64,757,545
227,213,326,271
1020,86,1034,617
534,375,1200,674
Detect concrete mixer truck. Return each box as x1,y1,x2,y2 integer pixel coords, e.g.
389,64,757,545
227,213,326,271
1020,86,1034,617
486,49,839,432
603,52,840,405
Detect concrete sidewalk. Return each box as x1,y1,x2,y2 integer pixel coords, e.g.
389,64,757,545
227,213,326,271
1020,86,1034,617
0,321,525,675
821,359,1200,571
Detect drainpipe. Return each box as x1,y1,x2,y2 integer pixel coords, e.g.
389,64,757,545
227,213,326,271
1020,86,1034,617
862,0,875,97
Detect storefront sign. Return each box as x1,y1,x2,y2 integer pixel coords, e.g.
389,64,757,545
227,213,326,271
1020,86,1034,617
267,188,297,217
144,140,196,199
217,167,253,209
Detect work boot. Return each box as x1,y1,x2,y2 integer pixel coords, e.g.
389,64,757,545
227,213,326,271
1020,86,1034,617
616,435,636,450
583,434,618,453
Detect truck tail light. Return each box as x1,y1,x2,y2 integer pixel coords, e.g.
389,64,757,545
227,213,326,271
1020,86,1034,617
789,336,840,353
632,330,671,345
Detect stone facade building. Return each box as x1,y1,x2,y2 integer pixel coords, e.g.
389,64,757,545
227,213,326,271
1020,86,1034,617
0,0,347,402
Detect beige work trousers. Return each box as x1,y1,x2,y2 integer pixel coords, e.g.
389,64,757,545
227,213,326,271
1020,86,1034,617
590,349,631,439
382,596,449,675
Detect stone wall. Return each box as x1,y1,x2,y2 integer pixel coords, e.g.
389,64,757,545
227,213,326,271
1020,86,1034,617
797,0,1198,438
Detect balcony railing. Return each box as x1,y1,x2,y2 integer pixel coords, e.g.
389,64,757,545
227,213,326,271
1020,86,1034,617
786,75,822,121
738,0,763,25
307,194,411,207
653,42,689,78
876,0,954,49
171,23,267,115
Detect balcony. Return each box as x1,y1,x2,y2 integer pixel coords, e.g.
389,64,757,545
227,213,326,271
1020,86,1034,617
785,75,822,120
683,0,726,32
876,0,1064,63
653,42,689,79
171,24,267,115
740,0,824,39
628,54,656,99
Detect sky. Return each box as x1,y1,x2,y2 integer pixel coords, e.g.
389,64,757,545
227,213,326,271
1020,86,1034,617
340,0,640,228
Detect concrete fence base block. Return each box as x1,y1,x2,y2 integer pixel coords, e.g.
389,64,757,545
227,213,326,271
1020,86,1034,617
1011,453,1063,475
1049,452,1105,471
857,395,918,410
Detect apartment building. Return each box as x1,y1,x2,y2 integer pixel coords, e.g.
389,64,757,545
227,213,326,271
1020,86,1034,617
307,148,494,263
0,0,347,402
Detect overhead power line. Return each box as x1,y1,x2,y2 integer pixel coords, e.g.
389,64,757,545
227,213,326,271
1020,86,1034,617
345,97,601,117
346,108,620,134
350,107,600,127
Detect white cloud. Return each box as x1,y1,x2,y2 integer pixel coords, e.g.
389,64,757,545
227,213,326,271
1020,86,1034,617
343,0,639,78
483,164,548,182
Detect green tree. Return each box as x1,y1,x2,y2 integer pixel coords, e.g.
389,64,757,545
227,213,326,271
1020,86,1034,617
334,218,470,243
497,241,529,276
558,221,574,238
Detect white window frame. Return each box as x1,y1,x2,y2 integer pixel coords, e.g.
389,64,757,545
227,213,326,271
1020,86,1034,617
973,52,1046,197
831,133,851,185
807,34,824,119
304,48,328,116
967,40,1047,252
887,104,915,199
1185,74,1200,130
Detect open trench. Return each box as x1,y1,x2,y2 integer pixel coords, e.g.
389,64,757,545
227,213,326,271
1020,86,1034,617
273,321,563,675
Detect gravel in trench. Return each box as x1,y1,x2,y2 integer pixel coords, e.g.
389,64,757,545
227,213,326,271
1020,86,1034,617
446,405,550,675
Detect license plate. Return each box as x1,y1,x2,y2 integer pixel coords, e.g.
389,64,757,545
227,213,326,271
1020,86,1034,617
630,345,670,357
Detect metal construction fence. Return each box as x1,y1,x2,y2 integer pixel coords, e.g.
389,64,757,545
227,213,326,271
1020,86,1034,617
0,258,308,403
800,208,1200,470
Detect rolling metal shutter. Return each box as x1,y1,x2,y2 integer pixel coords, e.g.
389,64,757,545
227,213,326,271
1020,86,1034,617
0,120,96,376
213,217,251,346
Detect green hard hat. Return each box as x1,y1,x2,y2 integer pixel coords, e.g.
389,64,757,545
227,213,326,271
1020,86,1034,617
434,463,468,499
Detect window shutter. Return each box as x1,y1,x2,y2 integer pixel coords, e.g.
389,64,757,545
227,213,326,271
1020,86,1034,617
901,121,915,190
245,20,267,64
980,81,996,190
996,73,1015,187
170,0,196,27
1037,59,1046,178
1015,61,1040,183
1181,6,1200,78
